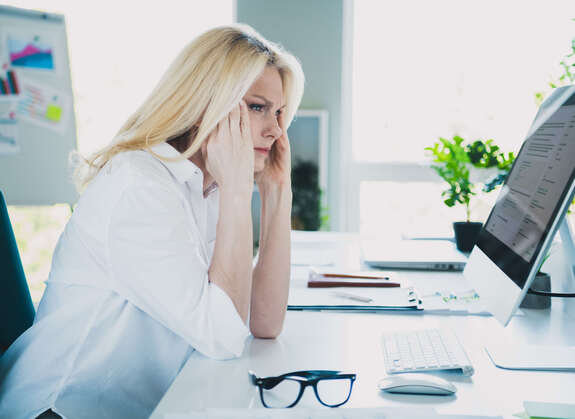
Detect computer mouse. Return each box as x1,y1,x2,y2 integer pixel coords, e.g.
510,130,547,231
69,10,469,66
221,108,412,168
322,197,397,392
378,373,457,395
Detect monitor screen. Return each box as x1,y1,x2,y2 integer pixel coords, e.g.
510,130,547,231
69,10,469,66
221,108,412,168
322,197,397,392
465,85,575,325
476,89,575,290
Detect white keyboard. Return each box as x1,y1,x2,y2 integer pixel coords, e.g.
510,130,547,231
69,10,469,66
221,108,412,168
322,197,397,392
381,328,475,376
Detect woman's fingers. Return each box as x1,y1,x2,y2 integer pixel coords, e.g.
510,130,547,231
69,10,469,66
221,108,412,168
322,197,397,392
228,103,241,140
212,118,225,145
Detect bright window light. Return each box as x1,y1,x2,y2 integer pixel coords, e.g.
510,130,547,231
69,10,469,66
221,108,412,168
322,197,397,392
2,0,233,154
353,0,575,163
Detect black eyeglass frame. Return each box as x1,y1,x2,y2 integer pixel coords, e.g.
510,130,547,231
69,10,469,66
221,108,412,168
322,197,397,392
249,370,357,408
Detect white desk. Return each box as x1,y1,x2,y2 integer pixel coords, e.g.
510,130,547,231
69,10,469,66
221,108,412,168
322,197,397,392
151,232,575,418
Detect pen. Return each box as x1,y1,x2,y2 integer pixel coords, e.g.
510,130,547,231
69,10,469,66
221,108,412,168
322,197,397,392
332,291,373,303
310,268,390,280
319,273,389,280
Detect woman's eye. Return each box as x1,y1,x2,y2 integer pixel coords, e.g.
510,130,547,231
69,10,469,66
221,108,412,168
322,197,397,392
275,109,282,118
249,104,264,112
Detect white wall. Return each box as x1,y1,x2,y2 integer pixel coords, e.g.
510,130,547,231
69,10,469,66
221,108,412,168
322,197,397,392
237,0,347,230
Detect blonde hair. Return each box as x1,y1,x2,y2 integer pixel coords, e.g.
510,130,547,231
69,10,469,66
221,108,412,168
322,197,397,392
74,24,304,190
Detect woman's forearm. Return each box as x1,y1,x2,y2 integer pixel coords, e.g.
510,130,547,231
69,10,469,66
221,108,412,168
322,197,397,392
208,188,254,323
250,184,292,338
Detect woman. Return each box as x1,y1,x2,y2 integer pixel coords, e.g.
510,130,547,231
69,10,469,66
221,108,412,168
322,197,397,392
0,24,304,419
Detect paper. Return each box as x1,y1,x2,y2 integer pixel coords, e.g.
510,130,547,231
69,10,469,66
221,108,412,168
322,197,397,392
18,79,70,133
287,286,421,311
524,401,575,419
421,289,490,315
164,407,502,419
0,96,19,154
5,31,56,71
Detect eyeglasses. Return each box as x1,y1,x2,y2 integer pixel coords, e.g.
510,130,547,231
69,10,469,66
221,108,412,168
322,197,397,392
249,370,356,408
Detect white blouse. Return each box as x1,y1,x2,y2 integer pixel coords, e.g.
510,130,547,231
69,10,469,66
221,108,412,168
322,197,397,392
0,142,249,419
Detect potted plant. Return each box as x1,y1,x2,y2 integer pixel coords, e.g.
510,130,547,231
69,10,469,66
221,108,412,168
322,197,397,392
291,159,321,231
425,135,515,252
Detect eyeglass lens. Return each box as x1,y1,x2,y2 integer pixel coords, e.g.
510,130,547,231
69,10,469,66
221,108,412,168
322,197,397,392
314,377,354,407
260,377,301,408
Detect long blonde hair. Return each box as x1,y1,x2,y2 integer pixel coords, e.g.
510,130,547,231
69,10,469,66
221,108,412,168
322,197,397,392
74,24,304,190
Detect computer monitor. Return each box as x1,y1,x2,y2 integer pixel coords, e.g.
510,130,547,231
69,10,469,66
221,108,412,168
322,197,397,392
463,85,575,370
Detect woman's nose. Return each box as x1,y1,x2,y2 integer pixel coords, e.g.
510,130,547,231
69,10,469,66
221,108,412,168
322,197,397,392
265,116,282,139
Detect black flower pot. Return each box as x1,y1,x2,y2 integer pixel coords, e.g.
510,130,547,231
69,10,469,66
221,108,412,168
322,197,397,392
520,272,551,309
453,222,482,252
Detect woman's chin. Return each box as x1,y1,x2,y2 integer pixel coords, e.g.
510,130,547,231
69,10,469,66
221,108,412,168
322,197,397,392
254,163,265,173
253,156,267,173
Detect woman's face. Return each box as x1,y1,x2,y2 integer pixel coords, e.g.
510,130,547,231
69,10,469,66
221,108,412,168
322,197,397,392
243,66,285,172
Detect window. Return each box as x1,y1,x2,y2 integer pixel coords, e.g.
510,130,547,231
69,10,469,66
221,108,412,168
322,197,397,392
4,0,233,301
350,0,575,236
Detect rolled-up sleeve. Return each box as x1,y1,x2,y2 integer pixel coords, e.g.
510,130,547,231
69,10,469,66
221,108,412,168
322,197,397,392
107,179,249,360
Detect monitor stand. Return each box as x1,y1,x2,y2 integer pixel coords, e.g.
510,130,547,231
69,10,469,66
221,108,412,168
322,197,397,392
486,343,575,371
485,218,575,371
558,216,575,287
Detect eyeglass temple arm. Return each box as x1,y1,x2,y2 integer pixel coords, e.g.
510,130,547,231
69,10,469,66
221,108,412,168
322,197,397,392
249,371,286,389
279,370,343,379
249,370,353,388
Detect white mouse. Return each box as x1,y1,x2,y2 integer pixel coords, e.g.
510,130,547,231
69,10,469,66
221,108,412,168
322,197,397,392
378,373,457,395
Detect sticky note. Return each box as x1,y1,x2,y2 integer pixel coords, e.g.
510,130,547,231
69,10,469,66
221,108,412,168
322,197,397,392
45,104,62,122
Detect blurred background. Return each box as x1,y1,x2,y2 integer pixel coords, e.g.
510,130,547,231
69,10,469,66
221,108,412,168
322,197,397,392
2,0,575,301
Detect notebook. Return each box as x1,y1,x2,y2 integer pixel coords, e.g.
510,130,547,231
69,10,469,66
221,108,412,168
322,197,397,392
361,239,468,271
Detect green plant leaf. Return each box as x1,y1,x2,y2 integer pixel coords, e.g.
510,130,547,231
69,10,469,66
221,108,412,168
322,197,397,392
426,135,515,219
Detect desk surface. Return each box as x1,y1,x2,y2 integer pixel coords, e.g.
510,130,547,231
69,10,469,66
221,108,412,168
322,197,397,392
151,232,575,418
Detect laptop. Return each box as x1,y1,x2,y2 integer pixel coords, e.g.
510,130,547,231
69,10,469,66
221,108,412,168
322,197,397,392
361,239,468,271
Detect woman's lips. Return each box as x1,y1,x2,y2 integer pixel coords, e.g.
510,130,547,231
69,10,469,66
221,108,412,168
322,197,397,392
254,147,270,155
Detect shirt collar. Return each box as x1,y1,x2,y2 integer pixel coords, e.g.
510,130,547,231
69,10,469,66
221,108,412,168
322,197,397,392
148,142,203,185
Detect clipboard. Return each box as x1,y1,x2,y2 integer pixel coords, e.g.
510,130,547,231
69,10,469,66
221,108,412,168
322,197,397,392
287,287,423,311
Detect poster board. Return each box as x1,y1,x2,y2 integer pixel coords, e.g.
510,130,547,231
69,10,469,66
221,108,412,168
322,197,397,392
0,5,78,205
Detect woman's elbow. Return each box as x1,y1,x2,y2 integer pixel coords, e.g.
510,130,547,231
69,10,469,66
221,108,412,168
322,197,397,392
250,322,283,339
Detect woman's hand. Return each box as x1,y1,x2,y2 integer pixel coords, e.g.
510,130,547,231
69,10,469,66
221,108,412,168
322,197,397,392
203,101,254,194
255,113,291,190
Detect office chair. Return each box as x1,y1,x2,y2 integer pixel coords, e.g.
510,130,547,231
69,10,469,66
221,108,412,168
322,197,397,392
0,190,35,354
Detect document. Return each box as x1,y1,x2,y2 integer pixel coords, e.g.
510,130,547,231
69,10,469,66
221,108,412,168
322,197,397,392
421,289,491,316
287,286,421,311
18,78,70,133
0,97,19,154
524,401,575,418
